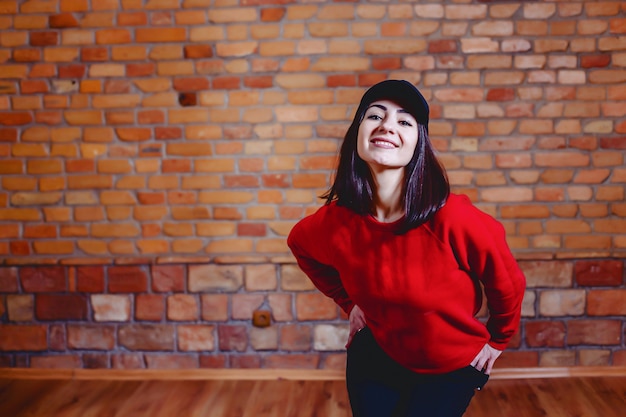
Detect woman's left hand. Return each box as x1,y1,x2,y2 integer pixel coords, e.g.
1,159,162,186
470,343,502,375
345,305,367,348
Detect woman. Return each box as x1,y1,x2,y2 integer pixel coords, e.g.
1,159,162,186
287,79,526,417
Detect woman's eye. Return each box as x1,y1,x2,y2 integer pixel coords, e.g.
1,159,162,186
399,120,413,127
367,114,382,120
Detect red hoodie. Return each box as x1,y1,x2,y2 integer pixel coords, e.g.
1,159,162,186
288,193,526,374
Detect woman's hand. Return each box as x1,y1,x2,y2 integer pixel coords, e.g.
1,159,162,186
346,305,366,347
470,343,502,374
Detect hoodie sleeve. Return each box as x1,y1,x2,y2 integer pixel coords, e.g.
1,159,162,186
287,209,355,315
443,195,526,350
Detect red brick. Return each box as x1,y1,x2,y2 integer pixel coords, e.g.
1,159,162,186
76,266,105,292
609,351,626,368
100,112,129,128
145,354,198,369
36,294,88,320
13,49,41,62
10,241,30,256
486,88,515,101
296,293,337,320
112,353,145,369
30,32,58,46
29,63,56,78
581,54,611,68
126,63,155,77
24,225,56,239
237,223,267,236
327,74,357,87
495,351,539,369
184,45,213,59
280,324,312,351
212,76,240,90
224,126,252,140
587,290,626,316
104,79,131,94
357,73,387,88
199,354,228,368
135,294,164,321
137,109,164,124
81,47,108,62
218,325,248,352
35,111,63,125
83,353,109,369
116,127,151,142
49,13,79,28
167,294,198,321
58,65,85,78
525,321,565,347
600,137,626,149
108,266,148,293
261,174,291,188
119,324,174,351
151,264,185,292
372,57,402,71
118,12,147,26
224,175,260,188
610,18,626,33
232,294,264,320
68,324,115,350
0,267,18,292
155,127,182,140
229,354,261,368
0,325,47,351
162,159,190,173
96,29,132,45
48,324,66,351
20,266,66,292
428,39,457,53
138,192,165,205
244,76,273,88
0,112,33,126
575,260,623,286
261,7,286,22
136,28,186,43
30,355,82,369
567,320,621,345
173,77,210,91
20,80,48,94
200,294,229,321
66,159,95,173
0,128,18,142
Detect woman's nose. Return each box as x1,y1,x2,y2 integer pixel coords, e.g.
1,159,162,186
377,118,395,133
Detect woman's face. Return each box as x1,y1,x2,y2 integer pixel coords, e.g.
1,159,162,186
357,100,419,171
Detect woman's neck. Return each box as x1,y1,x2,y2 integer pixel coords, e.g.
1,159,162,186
371,168,404,223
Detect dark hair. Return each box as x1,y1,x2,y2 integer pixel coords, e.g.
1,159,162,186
322,80,449,233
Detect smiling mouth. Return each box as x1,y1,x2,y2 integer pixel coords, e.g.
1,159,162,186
371,138,398,148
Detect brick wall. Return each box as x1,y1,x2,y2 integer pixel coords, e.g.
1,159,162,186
0,260,625,369
0,0,625,369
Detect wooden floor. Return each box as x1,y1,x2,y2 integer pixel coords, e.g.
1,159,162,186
0,368,625,417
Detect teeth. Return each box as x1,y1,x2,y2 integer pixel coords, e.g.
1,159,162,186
372,139,396,147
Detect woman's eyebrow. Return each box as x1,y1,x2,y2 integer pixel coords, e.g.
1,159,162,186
367,104,410,115
367,104,387,111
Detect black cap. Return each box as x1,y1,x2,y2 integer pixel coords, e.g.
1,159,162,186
356,80,429,127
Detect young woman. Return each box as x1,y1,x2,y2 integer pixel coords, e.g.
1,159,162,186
287,80,526,417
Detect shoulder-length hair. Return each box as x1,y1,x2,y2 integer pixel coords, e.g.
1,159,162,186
321,107,449,234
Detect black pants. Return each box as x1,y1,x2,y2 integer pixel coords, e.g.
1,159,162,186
346,327,489,417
